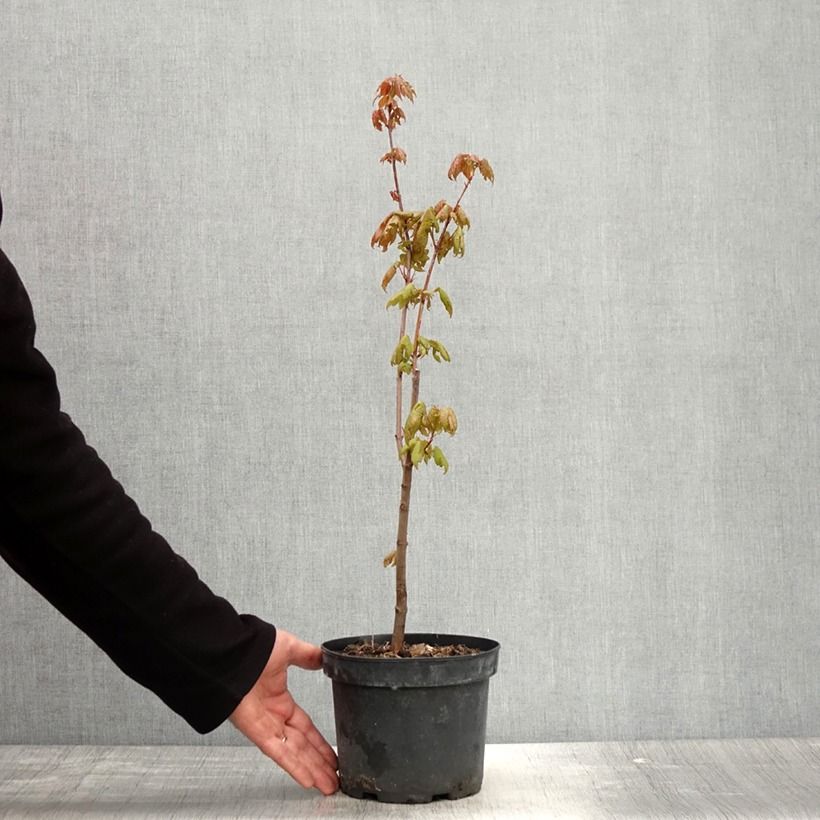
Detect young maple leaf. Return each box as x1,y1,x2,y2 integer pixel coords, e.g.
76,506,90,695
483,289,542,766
373,74,417,108
478,158,495,183
379,147,407,164
372,109,388,131
448,153,494,184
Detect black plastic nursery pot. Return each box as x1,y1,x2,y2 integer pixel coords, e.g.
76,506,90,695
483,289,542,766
321,633,500,804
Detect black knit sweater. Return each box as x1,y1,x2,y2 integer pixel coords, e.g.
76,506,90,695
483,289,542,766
0,193,276,733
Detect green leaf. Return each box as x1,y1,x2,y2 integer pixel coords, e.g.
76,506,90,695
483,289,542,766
386,283,420,310
410,437,426,466
429,339,451,362
436,230,453,262
435,287,453,317
403,402,425,439
390,343,402,366
453,204,470,229
432,446,449,474
411,245,430,271
420,205,437,230
452,226,465,257
391,334,413,367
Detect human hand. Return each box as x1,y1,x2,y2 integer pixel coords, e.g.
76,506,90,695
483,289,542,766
229,629,339,795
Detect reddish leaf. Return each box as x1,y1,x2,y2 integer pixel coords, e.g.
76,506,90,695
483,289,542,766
478,158,495,183
447,155,464,181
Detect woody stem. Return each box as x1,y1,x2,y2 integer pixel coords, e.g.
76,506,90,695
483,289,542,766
391,368,419,652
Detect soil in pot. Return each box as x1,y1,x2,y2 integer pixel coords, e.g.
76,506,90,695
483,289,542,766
342,640,480,658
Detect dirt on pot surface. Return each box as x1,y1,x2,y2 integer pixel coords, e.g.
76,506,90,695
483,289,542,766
341,640,480,658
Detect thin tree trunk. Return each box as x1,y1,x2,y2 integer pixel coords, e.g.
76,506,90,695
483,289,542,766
391,457,414,652
391,367,421,652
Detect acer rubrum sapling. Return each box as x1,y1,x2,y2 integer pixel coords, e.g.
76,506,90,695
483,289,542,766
318,78,499,803
370,75,494,654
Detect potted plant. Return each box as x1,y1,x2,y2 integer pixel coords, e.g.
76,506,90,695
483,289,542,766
321,75,500,804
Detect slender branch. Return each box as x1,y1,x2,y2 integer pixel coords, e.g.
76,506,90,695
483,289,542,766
408,178,472,407
386,125,413,287
387,127,406,214
394,307,409,457
386,124,414,458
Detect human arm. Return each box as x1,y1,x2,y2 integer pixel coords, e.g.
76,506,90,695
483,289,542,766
0,240,274,734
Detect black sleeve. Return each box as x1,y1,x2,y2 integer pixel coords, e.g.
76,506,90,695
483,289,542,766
0,245,276,734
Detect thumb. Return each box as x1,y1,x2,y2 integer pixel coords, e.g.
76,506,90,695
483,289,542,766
287,636,323,670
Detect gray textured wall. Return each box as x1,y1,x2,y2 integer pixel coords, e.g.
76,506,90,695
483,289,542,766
0,0,818,746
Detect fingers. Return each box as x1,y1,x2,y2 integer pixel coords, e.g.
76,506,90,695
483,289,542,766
287,702,338,768
285,726,339,795
245,706,337,795
264,724,338,796
264,737,316,791
286,634,323,671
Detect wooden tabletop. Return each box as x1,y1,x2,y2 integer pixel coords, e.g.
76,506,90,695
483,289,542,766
1,738,818,818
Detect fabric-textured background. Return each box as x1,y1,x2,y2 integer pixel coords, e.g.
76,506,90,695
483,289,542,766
0,0,817,745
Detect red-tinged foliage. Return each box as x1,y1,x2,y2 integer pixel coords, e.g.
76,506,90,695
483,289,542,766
373,75,417,108
387,104,406,129
372,76,415,132
478,158,495,183
379,147,407,165
447,153,495,184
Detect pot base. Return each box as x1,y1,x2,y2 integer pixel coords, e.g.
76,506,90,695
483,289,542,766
341,774,481,804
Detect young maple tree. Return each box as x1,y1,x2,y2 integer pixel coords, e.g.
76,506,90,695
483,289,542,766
370,75,493,653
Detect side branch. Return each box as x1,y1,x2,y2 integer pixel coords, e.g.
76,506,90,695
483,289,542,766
408,178,472,400
387,127,406,213
386,124,415,457
394,305,409,457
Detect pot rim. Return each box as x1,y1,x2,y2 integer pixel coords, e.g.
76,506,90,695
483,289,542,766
321,632,499,661
321,633,500,687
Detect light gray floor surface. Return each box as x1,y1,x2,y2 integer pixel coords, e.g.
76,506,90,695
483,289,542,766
0,739,818,818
